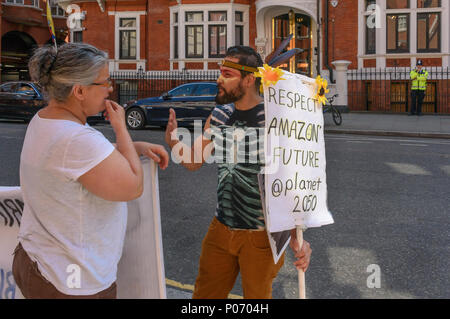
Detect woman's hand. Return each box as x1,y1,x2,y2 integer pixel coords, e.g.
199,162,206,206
135,142,169,170
104,100,126,132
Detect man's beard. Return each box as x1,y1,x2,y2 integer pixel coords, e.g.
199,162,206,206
215,81,245,105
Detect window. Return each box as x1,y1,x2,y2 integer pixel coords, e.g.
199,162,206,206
365,16,376,54
209,11,227,22
174,26,179,59
386,0,409,9
173,12,179,59
235,26,244,46
235,11,244,46
69,10,84,43
17,84,35,94
51,0,65,17
186,26,203,58
0,83,18,93
186,12,203,23
417,13,440,52
209,25,227,58
387,14,409,53
235,11,243,22
119,18,137,59
170,5,249,68
73,31,83,43
169,84,196,97
417,0,440,8
194,84,218,96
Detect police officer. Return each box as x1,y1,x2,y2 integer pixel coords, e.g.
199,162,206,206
410,59,428,116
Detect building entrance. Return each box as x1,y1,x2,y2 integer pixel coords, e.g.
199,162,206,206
272,12,312,76
1,31,37,82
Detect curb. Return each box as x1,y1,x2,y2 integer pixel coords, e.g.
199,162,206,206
324,129,450,139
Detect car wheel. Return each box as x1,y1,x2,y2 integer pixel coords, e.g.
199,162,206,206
126,108,146,130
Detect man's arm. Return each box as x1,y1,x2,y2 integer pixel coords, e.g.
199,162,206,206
165,108,214,171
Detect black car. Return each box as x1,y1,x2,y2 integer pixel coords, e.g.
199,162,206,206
0,81,104,125
123,82,218,130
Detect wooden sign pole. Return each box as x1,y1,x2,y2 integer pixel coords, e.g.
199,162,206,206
297,226,306,299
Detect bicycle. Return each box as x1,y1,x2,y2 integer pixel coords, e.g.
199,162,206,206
323,93,342,126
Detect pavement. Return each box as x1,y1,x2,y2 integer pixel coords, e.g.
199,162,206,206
164,111,450,299
323,111,450,139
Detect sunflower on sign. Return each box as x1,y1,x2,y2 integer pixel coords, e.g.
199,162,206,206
254,64,286,93
314,75,329,105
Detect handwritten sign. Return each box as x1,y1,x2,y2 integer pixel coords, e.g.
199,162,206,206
263,71,334,234
0,159,165,299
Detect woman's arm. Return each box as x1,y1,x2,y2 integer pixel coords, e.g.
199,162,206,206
78,100,143,201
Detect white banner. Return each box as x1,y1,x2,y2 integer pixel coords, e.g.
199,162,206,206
263,71,334,234
0,159,165,299
0,187,24,299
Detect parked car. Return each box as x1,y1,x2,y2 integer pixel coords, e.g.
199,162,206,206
123,82,218,130
0,81,104,125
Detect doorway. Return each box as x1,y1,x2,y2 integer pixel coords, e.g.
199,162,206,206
1,31,37,82
272,12,312,77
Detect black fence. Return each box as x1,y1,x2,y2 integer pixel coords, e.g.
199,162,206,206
110,70,221,105
347,67,450,114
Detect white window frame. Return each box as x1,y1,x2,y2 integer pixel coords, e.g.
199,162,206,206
50,0,66,17
4,0,40,9
358,0,449,68
170,3,250,71
69,11,85,43
108,11,146,72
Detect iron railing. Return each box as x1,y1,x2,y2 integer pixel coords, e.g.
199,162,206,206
347,66,450,114
110,70,220,105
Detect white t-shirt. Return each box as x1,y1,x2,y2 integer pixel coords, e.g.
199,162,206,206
18,113,127,295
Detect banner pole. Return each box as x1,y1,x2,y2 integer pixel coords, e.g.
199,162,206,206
296,226,306,299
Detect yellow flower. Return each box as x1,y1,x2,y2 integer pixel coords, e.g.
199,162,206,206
314,75,330,105
254,64,286,93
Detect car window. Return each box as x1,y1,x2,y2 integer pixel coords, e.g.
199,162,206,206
0,83,18,93
18,84,35,94
194,84,217,96
169,85,197,97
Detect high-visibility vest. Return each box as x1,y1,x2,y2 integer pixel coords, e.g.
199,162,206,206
410,69,428,91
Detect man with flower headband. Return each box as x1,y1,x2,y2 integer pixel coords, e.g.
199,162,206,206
165,46,312,299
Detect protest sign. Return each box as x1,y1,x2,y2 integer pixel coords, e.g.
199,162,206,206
0,159,165,299
0,187,24,299
257,67,334,277
116,158,166,298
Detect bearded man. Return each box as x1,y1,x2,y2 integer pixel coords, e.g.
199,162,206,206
165,46,311,299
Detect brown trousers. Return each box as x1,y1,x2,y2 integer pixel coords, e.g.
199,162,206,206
193,217,285,299
12,243,117,299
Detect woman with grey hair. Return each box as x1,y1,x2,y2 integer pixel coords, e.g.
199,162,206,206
12,43,169,299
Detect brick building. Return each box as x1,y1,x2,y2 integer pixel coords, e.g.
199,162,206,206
1,0,449,112
0,0,68,81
